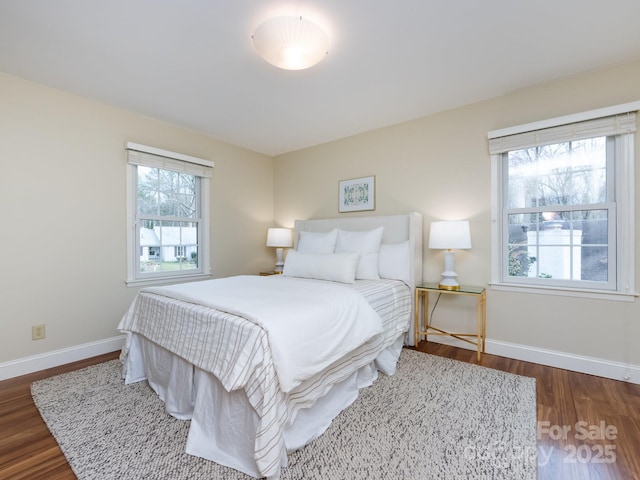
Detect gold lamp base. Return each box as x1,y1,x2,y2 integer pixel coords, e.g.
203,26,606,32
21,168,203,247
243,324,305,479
438,283,460,291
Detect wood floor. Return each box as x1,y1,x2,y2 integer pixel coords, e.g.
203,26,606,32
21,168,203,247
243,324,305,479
1,345,639,480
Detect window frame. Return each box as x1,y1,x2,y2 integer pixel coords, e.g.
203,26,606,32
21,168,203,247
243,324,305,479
501,136,616,291
125,142,213,287
489,103,637,301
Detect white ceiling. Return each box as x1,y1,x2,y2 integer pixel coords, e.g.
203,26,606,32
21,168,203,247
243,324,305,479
2,1,640,156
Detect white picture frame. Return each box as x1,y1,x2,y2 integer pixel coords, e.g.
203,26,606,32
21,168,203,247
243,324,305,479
339,175,375,212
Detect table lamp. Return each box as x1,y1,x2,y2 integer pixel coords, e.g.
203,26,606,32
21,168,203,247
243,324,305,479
266,228,292,273
428,220,472,290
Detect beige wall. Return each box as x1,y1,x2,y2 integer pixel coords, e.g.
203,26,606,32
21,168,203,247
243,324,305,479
274,61,640,369
2,59,639,376
0,73,274,364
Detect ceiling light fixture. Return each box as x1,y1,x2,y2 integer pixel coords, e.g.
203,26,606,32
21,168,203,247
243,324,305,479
252,15,330,70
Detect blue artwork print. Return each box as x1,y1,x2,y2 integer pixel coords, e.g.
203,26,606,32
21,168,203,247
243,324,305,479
340,176,374,212
344,182,369,206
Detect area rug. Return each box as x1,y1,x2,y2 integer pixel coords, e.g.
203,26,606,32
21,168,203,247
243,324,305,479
31,349,537,480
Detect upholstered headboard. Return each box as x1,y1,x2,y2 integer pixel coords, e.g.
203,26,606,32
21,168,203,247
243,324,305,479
294,212,423,345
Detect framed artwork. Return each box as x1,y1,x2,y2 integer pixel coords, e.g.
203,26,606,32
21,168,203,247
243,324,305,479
339,175,375,212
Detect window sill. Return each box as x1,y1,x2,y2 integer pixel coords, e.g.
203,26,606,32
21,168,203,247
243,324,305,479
126,273,212,288
489,282,638,302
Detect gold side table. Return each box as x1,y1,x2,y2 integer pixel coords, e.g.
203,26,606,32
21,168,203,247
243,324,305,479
414,283,486,361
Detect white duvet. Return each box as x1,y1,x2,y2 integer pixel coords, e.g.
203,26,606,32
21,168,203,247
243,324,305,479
142,275,384,393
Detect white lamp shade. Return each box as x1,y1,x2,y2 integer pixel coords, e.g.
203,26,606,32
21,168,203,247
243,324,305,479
252,16,329,70
428,221,472,250
266,228,293,248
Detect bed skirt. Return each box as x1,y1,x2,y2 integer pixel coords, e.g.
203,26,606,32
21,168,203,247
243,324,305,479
122,332,404,479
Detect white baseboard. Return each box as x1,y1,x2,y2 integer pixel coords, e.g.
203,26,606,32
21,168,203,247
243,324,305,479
0,335,125,381
426,336,640,384
4,334,639,385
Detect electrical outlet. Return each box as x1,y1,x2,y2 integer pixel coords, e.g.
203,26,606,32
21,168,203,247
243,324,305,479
32,324,46,340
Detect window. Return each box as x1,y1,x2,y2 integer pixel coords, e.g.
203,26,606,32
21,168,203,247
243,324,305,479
126,143,214,285
489,103,637,297
174,245,187,259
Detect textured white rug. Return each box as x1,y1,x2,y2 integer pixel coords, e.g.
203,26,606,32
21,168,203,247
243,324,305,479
31,349,537,479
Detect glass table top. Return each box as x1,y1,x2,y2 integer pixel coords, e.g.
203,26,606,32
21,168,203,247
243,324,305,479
416,283,485,295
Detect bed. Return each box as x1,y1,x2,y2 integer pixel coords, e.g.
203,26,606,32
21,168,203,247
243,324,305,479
118,212,423,479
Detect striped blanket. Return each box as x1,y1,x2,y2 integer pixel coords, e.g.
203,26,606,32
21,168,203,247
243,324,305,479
118,276,411,479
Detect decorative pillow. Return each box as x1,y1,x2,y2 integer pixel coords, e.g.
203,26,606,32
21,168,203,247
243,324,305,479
379,240,411,285
335,227,384,280
283,250,359,284
297,229,338,254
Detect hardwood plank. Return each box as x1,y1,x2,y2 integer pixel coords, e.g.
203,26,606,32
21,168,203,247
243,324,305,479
1,346,638,479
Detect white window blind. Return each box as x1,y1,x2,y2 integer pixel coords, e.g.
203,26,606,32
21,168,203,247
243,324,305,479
488,112,637,154
126,142,214,178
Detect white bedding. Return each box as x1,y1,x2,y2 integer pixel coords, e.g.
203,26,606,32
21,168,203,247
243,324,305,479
119,276,411,479
139,275,383,392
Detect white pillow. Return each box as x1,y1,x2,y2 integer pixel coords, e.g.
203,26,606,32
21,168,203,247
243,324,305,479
297,229,338,253
283,250,359,284
335,227,384,280
379,240,411,285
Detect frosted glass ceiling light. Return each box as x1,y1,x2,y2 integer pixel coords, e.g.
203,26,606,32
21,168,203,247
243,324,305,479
252,16,329,70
